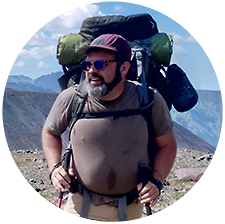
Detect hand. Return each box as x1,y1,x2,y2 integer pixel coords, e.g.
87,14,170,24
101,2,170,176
137,181,159,207
51,166,74,192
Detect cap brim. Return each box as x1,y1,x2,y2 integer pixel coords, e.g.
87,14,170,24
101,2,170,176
76,45,118,56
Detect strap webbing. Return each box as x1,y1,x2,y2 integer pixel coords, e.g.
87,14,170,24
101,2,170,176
80,188,91,218
118,195,128,221
77,107,149,120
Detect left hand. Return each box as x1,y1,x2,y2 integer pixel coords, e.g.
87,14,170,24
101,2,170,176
137,181,159,207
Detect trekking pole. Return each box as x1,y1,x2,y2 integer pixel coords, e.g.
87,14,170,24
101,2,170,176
58,145,72,208
138,163,152,215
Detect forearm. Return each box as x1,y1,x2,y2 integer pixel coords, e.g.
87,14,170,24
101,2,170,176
42,128,63,172
152,130,177,183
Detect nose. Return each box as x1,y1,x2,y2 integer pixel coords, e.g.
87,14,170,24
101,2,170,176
91,62,99,70
86,67,97,79
87,63,98,74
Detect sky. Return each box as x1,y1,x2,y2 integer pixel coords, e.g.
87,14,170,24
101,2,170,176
0,1,225,90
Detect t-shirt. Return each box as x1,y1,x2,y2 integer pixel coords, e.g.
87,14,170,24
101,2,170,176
44,80,173,195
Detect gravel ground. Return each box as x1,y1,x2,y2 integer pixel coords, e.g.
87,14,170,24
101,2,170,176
11,148,213,215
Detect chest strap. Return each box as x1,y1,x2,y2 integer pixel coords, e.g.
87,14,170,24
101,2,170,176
76,106,151,120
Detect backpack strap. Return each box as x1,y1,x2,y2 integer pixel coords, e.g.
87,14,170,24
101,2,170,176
131,47,150,107
68,82,88,141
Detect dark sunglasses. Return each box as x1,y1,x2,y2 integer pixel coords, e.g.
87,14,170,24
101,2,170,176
81,60,117,71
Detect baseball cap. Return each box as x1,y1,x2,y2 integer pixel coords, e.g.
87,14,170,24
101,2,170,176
76,34,131,61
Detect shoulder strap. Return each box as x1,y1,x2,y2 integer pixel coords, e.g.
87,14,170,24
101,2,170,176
131,47,150,108
68,82,88,140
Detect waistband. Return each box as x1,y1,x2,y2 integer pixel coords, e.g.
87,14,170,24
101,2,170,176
69,177,139,207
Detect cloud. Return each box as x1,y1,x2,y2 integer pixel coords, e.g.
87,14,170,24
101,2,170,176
13,60,25,67
171,32,225,43
37,61,49,69
26,30,53,46
42,4,104,34
113,5,127,13
51,33,63,40
19,45,55,59
173,45,186,54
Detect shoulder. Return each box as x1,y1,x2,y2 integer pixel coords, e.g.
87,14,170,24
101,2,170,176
152,89,170,115
151,88,165,104
43,85,79,135
151,88,173,137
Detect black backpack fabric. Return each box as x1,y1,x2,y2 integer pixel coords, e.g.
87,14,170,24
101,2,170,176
57,13,198,113
80,13,158,42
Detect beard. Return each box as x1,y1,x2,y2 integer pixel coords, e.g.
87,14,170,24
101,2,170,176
85,69,122,98
85,79,108,98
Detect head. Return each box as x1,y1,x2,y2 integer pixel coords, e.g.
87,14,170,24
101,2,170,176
77,34,131,100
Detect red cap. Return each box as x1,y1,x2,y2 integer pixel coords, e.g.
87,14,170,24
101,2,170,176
77,34,131,60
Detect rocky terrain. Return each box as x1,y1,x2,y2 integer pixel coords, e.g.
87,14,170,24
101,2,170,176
11,147,213,215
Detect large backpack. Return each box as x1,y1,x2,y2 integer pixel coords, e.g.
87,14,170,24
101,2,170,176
57,13,198,112
55,13,198,219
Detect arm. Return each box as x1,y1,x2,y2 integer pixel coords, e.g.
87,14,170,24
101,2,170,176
42,128,62,171
138,129,177,206
152,129,177,183
42,128,72,191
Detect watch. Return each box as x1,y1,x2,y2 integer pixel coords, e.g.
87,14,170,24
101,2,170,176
155,179,164,194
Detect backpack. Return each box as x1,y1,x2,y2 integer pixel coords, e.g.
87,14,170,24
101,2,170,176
55,13,198,219
57,13,198,112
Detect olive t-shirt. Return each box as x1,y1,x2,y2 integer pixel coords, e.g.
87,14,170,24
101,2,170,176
44,80,173,194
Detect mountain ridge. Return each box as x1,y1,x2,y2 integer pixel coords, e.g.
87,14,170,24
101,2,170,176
170,89,222,148
6,72,63,93
5,73,222,149
3,88,215,153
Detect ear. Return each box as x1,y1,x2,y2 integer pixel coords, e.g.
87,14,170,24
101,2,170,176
120,61,131,78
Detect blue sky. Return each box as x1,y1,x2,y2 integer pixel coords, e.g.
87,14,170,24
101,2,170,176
0,1,225,90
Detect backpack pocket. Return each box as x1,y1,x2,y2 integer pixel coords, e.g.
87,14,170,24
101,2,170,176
167,64,198,112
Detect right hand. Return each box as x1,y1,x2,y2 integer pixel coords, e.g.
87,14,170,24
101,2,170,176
51,166,74,192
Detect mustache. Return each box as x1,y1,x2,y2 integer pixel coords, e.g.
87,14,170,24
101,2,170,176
88,73,105,82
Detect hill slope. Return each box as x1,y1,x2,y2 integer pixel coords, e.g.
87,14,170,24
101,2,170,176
171,90,222,148
2,88,215,153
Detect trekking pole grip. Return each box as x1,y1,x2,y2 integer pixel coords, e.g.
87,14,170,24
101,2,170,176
138,163,152,216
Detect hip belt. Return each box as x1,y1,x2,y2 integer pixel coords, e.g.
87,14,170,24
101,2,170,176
69,178,139,221
67,163,162,220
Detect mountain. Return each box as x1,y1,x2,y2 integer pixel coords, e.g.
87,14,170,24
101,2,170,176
6,72,63,93
6,82,54,93
3,88,57,151
3,88,215,153
7,75,33,83
33,72,63,93
171,90,222,148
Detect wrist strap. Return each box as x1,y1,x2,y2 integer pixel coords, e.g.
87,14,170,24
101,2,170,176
154,179,164,195
49,162,62,181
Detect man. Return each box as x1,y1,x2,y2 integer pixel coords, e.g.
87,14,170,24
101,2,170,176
42,34,177,221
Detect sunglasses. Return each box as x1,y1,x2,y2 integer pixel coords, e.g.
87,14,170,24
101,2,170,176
81,60,117,71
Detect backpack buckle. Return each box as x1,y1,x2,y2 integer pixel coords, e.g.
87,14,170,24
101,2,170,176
136,51,142,60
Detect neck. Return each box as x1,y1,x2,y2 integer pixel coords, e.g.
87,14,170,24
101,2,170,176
99,79,125,101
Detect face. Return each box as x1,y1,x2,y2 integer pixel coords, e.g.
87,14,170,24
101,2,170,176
84,50,118,98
